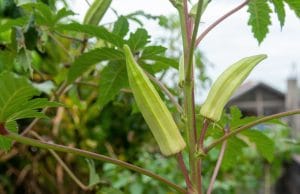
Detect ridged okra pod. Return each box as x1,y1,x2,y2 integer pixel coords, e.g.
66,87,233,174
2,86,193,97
200,54,267,121
83,0,112,25
123,45,186,156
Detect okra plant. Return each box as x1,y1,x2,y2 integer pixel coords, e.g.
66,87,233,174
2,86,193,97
0,0,300,193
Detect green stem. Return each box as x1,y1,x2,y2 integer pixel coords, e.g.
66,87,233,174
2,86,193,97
186,0,203,82
205,109,300,152
185,1,203,193
178,3,190,60
3,133,186,194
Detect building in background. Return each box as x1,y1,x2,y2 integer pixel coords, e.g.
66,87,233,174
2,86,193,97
227,77,300,138
227,76,300,194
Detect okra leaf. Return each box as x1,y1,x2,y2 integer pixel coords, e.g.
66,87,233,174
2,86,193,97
141,46,167,58
0,72,60,122
67,47,124,83
140,45,177,72
247,0,272,44
221,137,247,170
56,23,125,48
97,62,128,110
0,18,27,33
127,28,150,52
112,16,129,38
229,106,257,129
0,72,61,151
284,0,300,18
54,7,75,24
242,129,275,162
21,3,55,26
271,0,286,28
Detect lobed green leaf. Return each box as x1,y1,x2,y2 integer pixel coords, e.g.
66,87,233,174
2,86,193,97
247,0,272,44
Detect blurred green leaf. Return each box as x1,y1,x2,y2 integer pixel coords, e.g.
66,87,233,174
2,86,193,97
127,28,150,51
229,106,257,129
67,47,124,83
113,16,129,38
141,46,167,58
242,129,275,162
0,72,60,121
98,62,128,110
56,23,125,47
222,137,247,170
86,159,101,188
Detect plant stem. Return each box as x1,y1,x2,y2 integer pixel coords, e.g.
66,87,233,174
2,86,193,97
205,109,300,153
177,3,190,60
195,0,249,47
206,136,227,194
198,119,210,149
186,0,203,82
2,133,186,194
177,152,194,193
184,1,203,193
53,31,85,42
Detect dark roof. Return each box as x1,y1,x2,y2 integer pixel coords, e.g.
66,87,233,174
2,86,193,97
230,81,285,101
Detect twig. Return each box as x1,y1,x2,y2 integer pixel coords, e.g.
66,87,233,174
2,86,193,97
145,71,184,114
205,109,300,153
48,32,73,59
186,0,203,82
198,119,210,149
3,132,186,194
177,152,193,193
183,0,192,45
84,0,91,6
30,131,91,191
195,0,249,47
206,129,228,194
53,31,85,43
75,81,98,88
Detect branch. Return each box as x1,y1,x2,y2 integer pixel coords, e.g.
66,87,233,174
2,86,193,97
198,119,210,149
2,132,186,194
186,0,203,82
206,129,228,194
195,0,249,47
53,31,85,43
205,109,300,153
177,152,194,193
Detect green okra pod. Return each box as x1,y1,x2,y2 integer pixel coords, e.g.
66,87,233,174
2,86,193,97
123,45,186,156
83,0,112,25
200,54,267,121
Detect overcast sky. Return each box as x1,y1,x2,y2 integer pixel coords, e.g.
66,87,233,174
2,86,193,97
69,0,300,100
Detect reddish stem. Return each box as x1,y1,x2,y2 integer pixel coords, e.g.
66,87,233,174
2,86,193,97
195,0,249,47
177,152,193,193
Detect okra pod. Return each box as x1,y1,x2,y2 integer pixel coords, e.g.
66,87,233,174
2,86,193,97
200,54,267,121
83,0,112,25
123,45,186,156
